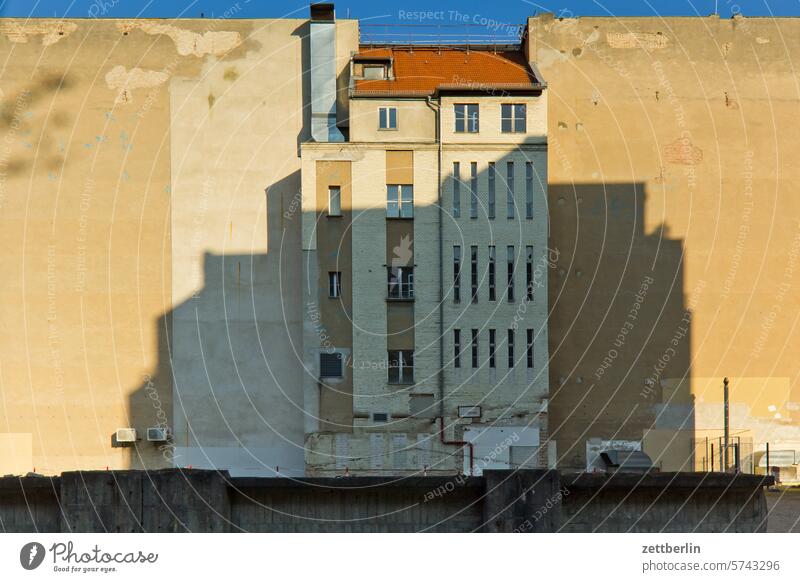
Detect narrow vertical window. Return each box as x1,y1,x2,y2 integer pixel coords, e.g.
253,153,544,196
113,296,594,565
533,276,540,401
489,329,496,369
453,245,461,303
527,329,534,369
506,161,515,219
488,162,495,219
526,245,534,301
452,162,461,218
387,184,398,218
470,245,478,303
471,329,479,369
470,161,478,219
454,329,461,369
488,245,496,301
400,184,414,218
507,245,515,303
328,272,341,298
525,162,534,219
501,104,512,133
455,104,465,133
508,329,515,368
328,186,341,217
515,104,527,133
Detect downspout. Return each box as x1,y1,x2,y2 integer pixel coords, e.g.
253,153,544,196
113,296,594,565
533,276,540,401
425,94,443,419
427,94,474,476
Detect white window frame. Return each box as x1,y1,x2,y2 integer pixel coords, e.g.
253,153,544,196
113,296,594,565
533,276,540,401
379,107,398,130
455,103,479,133
501,103,527,133
329,271,341,298
387,184,414,218
328,185,341,217
388,266,414,299
388,350,414,384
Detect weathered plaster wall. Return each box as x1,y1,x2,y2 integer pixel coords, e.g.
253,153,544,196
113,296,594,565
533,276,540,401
0,17,358,477
529,14,800,470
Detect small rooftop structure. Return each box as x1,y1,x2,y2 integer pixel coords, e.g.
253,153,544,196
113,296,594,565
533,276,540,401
351,46,542,97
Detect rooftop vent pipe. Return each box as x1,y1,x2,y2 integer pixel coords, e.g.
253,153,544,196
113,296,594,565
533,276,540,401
310,3,345,142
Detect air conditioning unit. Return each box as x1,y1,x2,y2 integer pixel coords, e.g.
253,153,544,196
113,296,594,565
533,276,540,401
115,428,137,443
146,427,170,442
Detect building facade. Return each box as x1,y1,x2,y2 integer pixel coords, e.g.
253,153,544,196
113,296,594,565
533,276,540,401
301,15,551,475
1,6,800,480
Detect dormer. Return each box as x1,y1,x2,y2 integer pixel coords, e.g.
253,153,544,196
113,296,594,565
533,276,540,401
351,54,394,82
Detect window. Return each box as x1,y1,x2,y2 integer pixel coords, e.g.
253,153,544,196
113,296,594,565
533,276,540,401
388,350,413,383
455,103,479,133
507,246,515,303
373,412,389,422
388,266,414,299
364,65,386,79
471,329,479,369
454,329,461,368
507,329,515,368
488,246,496,301
470,162,478,219
452,162,461,218
329,272,341,298
501,103,527,133
327,186,341,217
526,162,534,219
526,246,534,301
489,329,496,369
506,162,515,219
488,162,495,219
453,245,461,303
470,245,478,303
379,107,397,130
527,329,534,369
387,184,413,218
320,352,343,379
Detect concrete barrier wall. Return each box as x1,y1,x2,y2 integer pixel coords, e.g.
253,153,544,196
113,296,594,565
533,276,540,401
0,470,771,533
560,473,771,533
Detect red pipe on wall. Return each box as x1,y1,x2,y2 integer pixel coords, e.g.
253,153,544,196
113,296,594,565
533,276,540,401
438,416,474,475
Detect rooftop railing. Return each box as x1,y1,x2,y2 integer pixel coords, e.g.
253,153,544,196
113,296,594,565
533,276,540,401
359,23,524,47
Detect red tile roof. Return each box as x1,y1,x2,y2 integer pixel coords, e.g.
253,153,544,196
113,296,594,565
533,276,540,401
352,47,539,97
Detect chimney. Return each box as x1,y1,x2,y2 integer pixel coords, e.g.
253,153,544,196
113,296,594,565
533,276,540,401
310,3,345,142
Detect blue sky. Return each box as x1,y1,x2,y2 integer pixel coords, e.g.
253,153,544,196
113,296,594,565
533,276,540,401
1,0,797,21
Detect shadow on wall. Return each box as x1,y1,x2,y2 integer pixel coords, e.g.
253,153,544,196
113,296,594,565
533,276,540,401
125,171,307,477
548,182,695,471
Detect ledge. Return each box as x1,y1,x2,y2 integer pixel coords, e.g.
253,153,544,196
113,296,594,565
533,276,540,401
561,471,775,491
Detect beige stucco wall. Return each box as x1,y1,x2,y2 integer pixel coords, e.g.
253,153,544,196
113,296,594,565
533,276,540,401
0,17,358,476
529,14,800,471
349,98,436,142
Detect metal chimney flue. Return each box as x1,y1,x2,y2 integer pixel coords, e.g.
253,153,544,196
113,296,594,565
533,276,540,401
310,3,345,143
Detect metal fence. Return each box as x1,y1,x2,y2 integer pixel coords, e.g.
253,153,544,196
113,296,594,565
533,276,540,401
359,23,523,46
692,436,754,474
